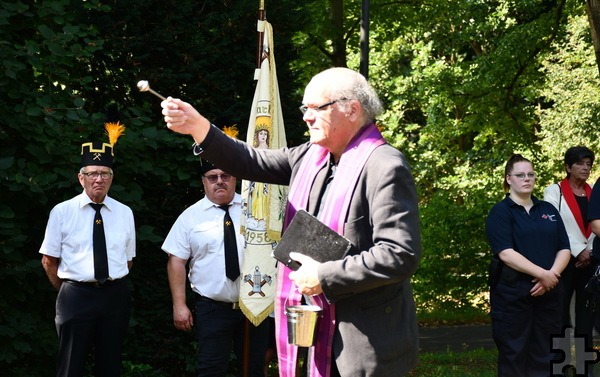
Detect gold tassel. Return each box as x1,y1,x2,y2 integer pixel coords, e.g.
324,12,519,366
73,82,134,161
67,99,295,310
223,125,239,140
104,122,126,146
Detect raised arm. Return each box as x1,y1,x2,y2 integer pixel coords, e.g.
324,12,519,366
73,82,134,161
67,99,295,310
162,98,211,144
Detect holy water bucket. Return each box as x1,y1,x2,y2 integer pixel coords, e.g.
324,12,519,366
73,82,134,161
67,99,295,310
285,305,322,347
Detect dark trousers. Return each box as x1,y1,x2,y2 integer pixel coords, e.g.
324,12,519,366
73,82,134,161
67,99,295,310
562,258,595,365
490,272,564,377
195,298,269,377
55,280,131,377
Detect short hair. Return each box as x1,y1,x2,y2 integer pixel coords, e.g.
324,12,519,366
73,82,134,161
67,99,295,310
503,154,532,192
315,68,383,123
564,146,595,177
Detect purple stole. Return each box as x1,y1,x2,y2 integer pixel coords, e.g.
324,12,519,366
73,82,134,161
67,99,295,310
559,178,592,238
275,123,386,377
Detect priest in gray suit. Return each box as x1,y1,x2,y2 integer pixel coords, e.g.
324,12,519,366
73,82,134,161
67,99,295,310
161,67,421,377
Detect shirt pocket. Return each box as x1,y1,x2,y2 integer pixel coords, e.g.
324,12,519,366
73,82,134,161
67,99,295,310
191,221,222,254
106,231,128,265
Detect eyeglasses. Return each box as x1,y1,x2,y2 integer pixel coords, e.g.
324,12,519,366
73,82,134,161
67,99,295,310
510,173,536,180
82,171,113,180
203,173,232,184
299,99,341,115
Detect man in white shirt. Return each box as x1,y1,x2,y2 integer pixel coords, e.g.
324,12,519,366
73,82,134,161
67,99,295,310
40,130,136,377
163,159,269,377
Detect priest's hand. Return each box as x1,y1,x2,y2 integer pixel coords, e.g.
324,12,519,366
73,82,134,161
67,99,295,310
289,252,323,296
162,97,211,143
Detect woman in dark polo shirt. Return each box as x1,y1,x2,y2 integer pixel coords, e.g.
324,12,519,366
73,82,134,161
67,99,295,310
486,153,571,377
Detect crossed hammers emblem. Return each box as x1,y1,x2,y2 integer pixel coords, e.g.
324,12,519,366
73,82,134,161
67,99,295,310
243,266,272,297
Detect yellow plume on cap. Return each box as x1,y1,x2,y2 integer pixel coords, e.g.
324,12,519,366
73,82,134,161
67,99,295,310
223,125,239,139
104,122,126,146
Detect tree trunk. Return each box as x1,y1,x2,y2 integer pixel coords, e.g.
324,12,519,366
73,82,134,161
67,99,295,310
330,0,348,67
586,0,600,76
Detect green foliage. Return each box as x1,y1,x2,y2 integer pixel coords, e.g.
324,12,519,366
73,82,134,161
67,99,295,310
359,0,600,315
417,305,490,327
0,0,302,375
1,1,109,375
3,0,600,374
408,348,497,377
122,361,168,377
535,12,600,180
353,8,600,377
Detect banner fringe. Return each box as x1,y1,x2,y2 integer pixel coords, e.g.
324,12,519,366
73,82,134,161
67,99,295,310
240,301,274,326
267,229,281,242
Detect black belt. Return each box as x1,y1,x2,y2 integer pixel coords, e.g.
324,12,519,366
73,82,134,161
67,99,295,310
63,277,126,288
197,294,240,310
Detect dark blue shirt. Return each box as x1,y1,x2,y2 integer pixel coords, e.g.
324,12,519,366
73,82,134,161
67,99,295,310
588,178,600,260
486,195,570,270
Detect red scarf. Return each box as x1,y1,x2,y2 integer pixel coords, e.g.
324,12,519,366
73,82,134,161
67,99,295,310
559,178,592,238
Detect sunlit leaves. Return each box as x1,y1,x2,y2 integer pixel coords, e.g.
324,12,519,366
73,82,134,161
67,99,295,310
345,0,598,313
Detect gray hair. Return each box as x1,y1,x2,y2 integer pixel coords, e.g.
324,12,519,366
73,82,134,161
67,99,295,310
314,68,383,123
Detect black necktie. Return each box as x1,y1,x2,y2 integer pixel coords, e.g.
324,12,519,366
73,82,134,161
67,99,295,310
90,203,109,283
219,205,240,281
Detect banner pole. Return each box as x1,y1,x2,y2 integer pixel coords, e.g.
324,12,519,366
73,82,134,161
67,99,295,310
244,3,267,376
257,1,266,68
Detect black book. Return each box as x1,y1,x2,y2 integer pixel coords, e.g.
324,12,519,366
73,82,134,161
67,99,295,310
273,209,356,271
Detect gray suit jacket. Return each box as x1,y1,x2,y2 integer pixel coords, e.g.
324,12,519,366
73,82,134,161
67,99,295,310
200,125,421,376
